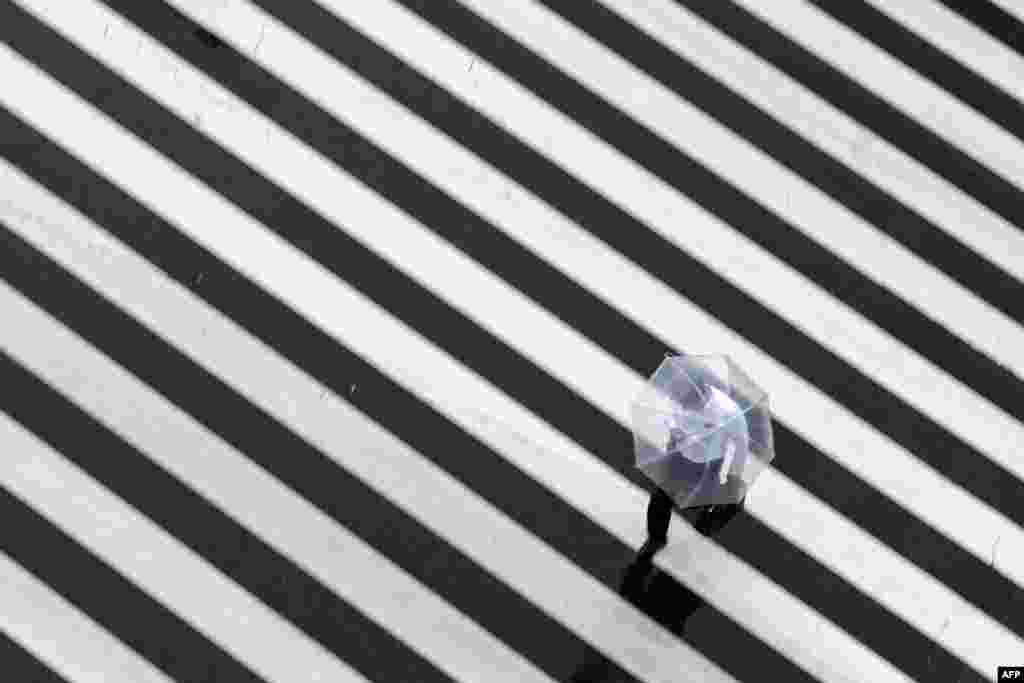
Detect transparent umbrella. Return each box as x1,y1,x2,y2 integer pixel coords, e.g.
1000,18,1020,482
631,353,775,509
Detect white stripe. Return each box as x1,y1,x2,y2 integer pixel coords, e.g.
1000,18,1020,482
0,39,890,683
101,0,1024,599
174,0,1024,492
0,89,734,683
0,550,173,683
591,0,1024,332
729,0,1024,193
0,166,553,683
864,0,1024,106
0,364,367,683
11,3,1024,677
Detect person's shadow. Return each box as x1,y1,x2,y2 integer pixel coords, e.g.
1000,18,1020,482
567,496,743,682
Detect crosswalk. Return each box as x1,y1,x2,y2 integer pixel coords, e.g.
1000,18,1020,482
0,0,1021,680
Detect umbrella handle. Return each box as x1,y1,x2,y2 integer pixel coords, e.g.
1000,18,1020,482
719,440,735,485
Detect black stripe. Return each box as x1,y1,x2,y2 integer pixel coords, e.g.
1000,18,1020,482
0,629,69,683
0,410,265,683
936,0,1024,58
808,0,1024,146
672,0,1024,250
0,11,801,681
0,227,455,683
537,0,1024,347
8,1,1005,678
241,0,1024,655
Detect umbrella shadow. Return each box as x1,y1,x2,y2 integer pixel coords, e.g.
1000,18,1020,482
567,497,742,682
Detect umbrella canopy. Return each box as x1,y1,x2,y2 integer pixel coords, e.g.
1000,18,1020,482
631,353,774,509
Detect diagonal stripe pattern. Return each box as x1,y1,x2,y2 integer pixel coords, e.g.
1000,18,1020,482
1,0,1022,681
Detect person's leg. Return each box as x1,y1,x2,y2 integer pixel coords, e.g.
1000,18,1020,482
695,497,745,537
644,488,674,552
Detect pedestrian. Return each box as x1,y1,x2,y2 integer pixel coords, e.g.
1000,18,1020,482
630,351,774,556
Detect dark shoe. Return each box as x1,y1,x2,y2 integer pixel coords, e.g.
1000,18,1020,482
639,535,667,559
